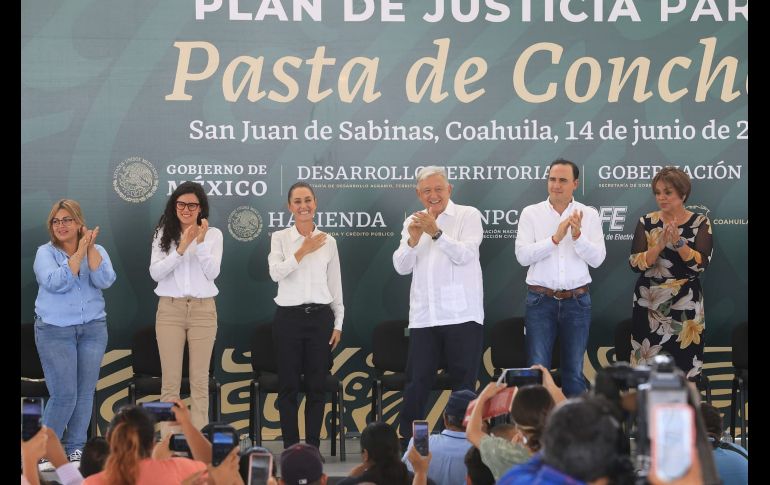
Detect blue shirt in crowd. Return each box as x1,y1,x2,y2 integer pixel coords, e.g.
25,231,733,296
402,429,473,485
497,454,586,485
712,441,748,485
33,242,116,326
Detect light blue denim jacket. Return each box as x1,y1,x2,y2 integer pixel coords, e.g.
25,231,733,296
33,242,116,326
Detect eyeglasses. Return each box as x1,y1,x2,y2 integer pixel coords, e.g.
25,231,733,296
176,201,200,211
51,217,76,227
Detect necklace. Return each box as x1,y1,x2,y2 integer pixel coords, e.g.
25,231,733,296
659,210,688,225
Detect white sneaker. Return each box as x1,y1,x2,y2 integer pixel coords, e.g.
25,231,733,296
38,459,55,472
67,449,82,468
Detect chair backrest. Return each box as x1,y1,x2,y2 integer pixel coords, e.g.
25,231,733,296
490,317,527,369
731,321,748,370
251,323,278,374
372,319,410,373
21,323,45,380
490,317,561,370
614,318,633,364
131,325,214,377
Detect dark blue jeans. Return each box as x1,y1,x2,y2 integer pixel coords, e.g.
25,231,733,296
399,321,484,440
34,317,108,454
524,290,591,397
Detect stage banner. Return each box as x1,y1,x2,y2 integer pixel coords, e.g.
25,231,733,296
22,0,747,437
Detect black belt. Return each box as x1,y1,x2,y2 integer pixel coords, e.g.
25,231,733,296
281,303,330,314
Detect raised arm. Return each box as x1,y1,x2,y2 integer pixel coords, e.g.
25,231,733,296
433,208,483,265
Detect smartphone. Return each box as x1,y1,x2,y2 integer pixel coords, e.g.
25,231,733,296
211,428,237,466
169,433,191,453
412,420,429,456
141,401,177,422
650,403,694,482
248,452,273,485
21,397,43,441
497,368,543,388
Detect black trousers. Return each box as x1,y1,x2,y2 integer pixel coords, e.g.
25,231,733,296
272,305,334,448
399,321,484,439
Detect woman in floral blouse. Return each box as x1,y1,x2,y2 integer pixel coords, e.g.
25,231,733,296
628,167,713,378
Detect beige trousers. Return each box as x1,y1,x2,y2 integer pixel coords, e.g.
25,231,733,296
155,296,217,430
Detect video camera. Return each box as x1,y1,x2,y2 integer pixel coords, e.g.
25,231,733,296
594,355,720,484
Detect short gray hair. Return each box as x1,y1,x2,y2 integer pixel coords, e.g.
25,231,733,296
416,166,448,183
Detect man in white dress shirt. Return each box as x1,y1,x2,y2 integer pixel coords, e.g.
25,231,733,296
393,166,484,442
514,159,606,397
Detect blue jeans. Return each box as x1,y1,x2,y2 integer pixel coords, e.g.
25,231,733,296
34,317,108,453
524,290,591,397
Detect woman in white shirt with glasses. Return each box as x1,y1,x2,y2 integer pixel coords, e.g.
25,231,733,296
268,181,344,449
150,181,223,430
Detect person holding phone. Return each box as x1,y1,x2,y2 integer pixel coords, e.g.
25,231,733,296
33,199,116,466
496,396,635,485
268,182,344,449
338,422,436,485
466,365,564,481
401,390,477,485
150,181,223,431
82,401,212,485
393,166,485,445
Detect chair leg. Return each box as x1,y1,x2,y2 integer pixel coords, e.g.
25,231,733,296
743,380,748,451
704,375,712,404
339,380,346,462
729,377,738,442
738,377,746,451
369,380,377,424
90,391,99,438
375,380,383,422
250,381,262,446
211,381,221,422
128,382,137,405
330,388,338,457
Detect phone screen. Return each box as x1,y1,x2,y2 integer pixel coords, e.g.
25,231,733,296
498,368,543,387
169,433,190,453
21,398,43,441
651,403,694,482
412,420,429,456
211,431,234,466
248,453,272,485
141,402,176,422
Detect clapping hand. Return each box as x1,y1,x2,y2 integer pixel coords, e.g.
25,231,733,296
196,219,209,244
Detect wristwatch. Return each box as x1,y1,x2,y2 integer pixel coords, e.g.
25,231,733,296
432,229,443,241
672,237,687,249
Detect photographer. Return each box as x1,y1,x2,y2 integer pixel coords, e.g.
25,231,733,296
592,356,720,485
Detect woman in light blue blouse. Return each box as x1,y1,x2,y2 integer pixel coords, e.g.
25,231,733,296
33,199,116,462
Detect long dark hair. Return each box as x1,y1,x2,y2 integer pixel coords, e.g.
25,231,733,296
103,405,156,485
153,181,209,253
359,422,410,485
